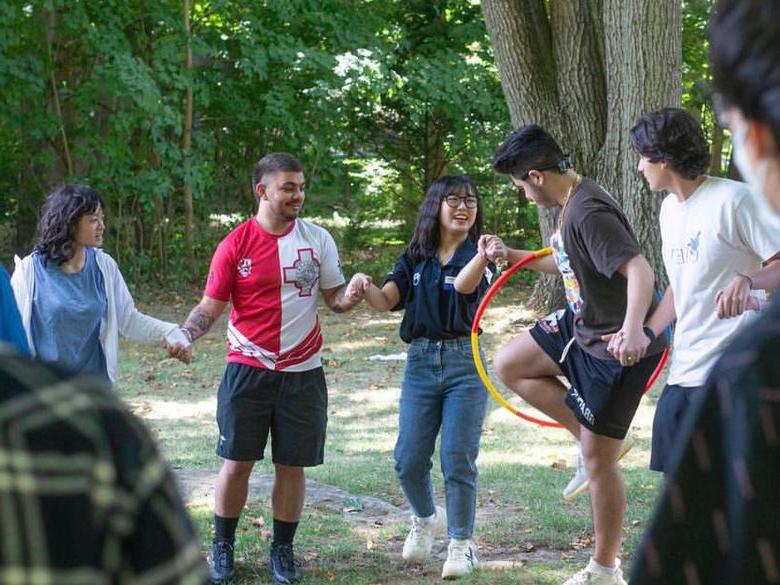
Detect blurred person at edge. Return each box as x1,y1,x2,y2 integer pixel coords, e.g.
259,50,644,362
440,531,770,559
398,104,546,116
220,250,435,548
631,1,780,584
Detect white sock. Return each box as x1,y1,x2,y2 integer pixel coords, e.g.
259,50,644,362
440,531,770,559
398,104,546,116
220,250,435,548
417,511,437,524
588,557,618,575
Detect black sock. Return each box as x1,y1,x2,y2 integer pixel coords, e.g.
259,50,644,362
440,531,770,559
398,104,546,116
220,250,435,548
214,515,240,542
272,518,299,545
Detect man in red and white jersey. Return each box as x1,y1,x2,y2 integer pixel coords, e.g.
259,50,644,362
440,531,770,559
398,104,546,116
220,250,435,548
172,153,365,584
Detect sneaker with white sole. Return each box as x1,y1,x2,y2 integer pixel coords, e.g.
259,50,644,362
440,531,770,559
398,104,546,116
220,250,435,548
401,505,447,562
441,539,479,579
562,558,627,585
563,434,636,501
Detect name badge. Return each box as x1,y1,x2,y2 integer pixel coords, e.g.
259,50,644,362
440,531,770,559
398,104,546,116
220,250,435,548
444,275,456,290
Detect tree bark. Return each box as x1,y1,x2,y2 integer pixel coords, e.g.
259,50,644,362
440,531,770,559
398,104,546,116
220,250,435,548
709,123,724,175
482,0,681,307
599,0,680,286
482,0,565,311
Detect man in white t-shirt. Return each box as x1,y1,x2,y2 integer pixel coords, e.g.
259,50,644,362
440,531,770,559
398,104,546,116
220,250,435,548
630,108,780,475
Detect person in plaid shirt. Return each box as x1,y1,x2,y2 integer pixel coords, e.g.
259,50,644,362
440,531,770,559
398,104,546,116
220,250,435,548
0,351,206,585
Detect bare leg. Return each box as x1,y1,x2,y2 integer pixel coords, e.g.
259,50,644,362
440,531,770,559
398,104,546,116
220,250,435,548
494,332,581,438
215,459,255,517
272,464,305,522
580,427,625,566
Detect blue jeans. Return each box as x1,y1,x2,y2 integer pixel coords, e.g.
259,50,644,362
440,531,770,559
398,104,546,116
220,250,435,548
394,337,488,540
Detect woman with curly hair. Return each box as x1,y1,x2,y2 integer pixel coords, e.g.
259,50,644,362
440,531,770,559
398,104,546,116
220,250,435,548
11,184,189,382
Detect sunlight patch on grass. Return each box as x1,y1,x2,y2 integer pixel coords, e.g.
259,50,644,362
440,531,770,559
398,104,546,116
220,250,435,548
337,386,400,408
358,316,404,328
478,449,573,468
129,397,215,420
477,305,536,334
331,338,402,352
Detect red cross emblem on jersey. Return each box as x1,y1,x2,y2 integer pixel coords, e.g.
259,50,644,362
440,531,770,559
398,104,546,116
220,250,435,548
283,248,320,297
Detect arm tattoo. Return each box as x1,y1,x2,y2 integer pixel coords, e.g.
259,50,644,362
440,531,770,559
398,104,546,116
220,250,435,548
183,307,216,342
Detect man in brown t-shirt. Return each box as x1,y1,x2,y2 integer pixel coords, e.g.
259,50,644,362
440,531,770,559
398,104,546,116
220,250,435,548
486,125,666,585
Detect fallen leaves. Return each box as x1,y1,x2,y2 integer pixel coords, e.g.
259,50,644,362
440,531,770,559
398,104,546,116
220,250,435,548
571,533,594,550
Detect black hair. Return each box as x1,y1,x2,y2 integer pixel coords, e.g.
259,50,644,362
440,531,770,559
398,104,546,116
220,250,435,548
34,184,105,265
407,175,483,264
711,0,780,147
492,125,568,180
252,153,305,192
630,108,710,179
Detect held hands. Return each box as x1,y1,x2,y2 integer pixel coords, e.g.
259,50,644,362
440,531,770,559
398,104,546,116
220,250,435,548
602,325,650,367
478,235,508,263
165,327,192,365
345,273,372,302
714,274,753,319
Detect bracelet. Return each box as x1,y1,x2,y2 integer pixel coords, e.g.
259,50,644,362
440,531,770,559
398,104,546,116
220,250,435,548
736,272,754,289
180,327,193,343
643,326,656,343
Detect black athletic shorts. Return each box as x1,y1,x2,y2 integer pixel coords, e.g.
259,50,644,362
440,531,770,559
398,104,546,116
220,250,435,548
530,308,662,440
650,383,704,472
216,362,328,466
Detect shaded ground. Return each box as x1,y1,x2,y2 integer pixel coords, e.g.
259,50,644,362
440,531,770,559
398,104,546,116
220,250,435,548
176,469,586,571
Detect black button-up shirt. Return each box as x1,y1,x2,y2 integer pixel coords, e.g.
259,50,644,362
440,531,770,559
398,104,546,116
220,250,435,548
385,240,495,343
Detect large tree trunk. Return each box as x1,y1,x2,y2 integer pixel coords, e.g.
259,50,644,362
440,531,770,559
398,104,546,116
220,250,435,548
482,0,565,311
709,123,724,175
598,0,680,284
482,0,681,310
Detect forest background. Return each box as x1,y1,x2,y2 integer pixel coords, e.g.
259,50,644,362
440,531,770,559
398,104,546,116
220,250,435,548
0,0,722,302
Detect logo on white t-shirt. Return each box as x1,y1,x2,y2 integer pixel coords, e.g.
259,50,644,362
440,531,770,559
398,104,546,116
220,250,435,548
237,258,252,277
671,231,702,265
283,248,320,297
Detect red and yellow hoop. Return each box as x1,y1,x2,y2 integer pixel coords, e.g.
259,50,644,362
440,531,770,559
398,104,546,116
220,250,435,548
470,247,669,428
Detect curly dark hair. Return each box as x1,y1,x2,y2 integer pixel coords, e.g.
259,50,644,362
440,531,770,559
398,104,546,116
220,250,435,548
407,175,483,264
34,184,105,265
630,108,711,179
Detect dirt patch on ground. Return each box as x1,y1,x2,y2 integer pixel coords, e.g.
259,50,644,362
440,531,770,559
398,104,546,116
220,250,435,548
175,469,585,569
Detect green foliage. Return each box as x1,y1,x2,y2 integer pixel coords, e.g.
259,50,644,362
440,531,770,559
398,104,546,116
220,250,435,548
0,1,706,286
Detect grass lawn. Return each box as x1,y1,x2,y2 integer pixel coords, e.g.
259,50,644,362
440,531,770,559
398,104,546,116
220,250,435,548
117,281,666,584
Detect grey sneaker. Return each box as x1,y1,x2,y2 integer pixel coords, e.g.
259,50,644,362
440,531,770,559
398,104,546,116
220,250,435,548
208,539,235,584
401,505,447,562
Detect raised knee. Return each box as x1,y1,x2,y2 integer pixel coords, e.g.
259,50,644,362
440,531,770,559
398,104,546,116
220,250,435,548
494,346,517,385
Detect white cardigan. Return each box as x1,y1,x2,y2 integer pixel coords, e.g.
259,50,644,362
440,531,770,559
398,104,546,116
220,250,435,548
11,249,178,383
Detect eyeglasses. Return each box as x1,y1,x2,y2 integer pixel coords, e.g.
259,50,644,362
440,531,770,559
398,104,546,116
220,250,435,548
444,195,479,209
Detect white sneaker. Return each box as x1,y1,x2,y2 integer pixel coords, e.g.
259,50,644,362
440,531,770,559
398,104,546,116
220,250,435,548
402,505,447,562
563,558,627,585
441,539,479,579
563,434,635,501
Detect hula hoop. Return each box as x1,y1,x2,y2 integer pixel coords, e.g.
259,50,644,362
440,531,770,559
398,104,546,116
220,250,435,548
470,247,670,428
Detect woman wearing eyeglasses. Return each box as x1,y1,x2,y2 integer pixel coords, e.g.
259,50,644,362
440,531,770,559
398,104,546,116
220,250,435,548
11,184,190,383
351,175,502,579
